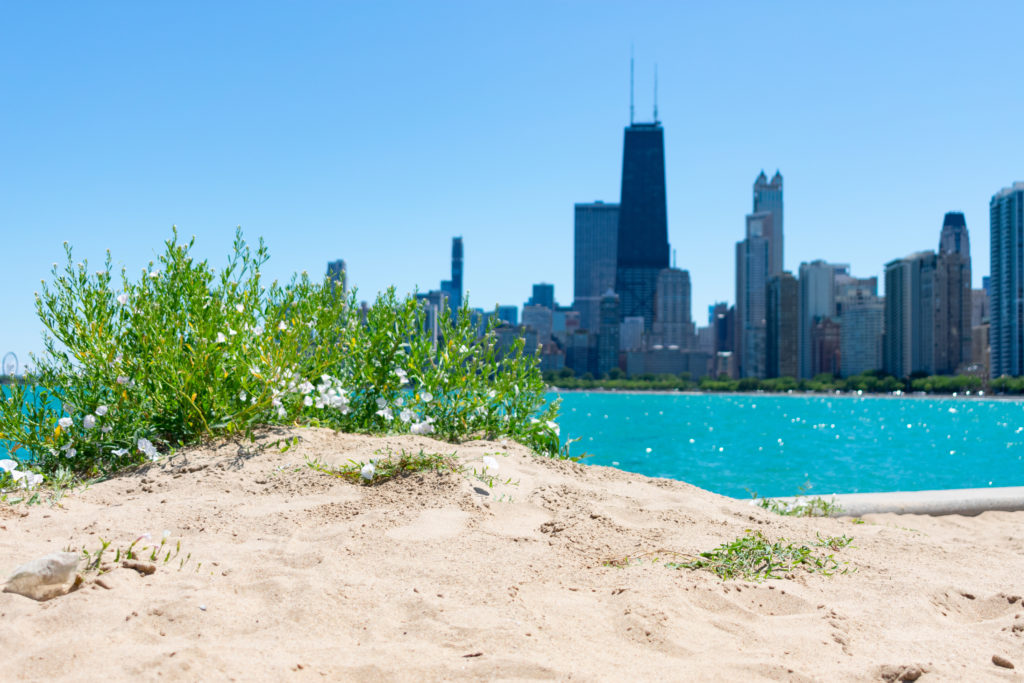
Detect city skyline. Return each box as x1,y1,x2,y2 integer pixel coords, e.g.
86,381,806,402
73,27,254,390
3,3,1023,363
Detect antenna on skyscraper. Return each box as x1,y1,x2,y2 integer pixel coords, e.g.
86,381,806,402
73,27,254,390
672,248,676,268
653,64,659,122
629,45,634,125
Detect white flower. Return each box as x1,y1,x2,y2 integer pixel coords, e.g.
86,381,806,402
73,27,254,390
276,406,287,418
235,303,245,313
298,381,314,394
420,392,433,403
112,448,128,457
277,321,287,331
228,327,237,336
114,353,123,363
482,456,499,474
137,438,158,460
360,463,375,481
487,389,496,399
149,270,159,279
101,426,112,433
65,447,77,459
96,405,108,416
58,417,73,429
376,407,394,421
0,459,18,472
83,415,96,430
116,292,129,305
399,408,415,423
12,470,43,489
410,419,433,435
216,332,227,343
459,345,468,353
546,420,560,436
253,324,264,335
375,397,387,409
117,375,130,385
303,396,313,407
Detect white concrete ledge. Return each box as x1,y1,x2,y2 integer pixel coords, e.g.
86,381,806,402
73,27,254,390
766,486,1024,517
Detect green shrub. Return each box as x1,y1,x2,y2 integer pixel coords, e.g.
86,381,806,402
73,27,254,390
0,229,563,485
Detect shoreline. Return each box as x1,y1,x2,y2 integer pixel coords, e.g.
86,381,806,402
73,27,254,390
548,387,1023,401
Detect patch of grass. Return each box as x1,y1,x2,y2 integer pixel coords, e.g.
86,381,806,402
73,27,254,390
668,529,854,581
307,448,460,485
748,482,843,517
74,532,196,572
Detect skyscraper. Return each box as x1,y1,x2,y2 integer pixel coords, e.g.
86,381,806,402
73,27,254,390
527,283,555,310
990,182,1024,378
615,120,669,330
766,272,798,378
450,237,463,311
440,237,463,314
597,290,621,376
883,252,937,377
753,170,784,277
736,212,771,378
840,291,884,377
652,268,693,348
326,259,346,296
934,212,971,374
573,201,619,332
798,260,848,378
521,304,553,346
496,305,518,326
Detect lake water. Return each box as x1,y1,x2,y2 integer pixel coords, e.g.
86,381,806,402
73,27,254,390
553,391,1024,498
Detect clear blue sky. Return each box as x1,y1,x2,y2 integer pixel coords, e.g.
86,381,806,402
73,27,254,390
2,2,1022,367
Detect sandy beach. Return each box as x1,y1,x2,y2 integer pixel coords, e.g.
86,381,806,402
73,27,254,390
2,427,1021,681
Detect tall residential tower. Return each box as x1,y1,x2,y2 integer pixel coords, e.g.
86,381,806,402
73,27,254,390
753,170,784,276
990,182,1024,378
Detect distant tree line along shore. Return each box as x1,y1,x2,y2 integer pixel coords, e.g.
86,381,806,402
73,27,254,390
543,368,1024,395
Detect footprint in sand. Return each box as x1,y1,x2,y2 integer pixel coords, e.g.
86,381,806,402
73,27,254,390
930,589,1023,623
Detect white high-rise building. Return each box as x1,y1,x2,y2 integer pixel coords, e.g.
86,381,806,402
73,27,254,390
798,260,849,378
652,267,693,349
840,293,884,377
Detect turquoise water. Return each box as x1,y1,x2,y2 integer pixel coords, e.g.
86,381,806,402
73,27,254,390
554,392,1024,498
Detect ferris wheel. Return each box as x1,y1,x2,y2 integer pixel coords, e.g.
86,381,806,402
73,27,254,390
2,352,18,377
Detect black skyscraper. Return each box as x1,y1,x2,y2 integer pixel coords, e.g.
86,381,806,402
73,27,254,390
616,122,669,330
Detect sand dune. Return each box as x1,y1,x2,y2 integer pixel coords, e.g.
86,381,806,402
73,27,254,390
1,427,1021,681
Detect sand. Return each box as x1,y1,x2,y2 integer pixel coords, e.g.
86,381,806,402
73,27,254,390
1,427,1021,681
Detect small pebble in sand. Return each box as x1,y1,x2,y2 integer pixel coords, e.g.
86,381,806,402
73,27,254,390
992,654,1014,669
